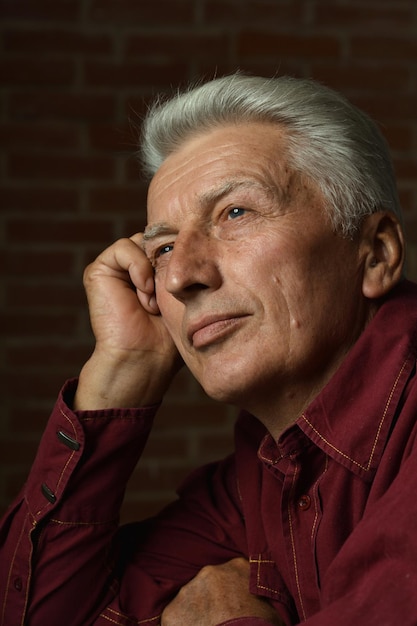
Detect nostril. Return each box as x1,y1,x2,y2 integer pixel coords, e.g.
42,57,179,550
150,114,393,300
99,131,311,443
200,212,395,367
185,283,210,292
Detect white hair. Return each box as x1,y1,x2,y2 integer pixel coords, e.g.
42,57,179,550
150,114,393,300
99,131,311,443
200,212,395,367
140,73,402,237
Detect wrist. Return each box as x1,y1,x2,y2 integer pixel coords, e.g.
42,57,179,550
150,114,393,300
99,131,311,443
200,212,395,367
74,348,179,410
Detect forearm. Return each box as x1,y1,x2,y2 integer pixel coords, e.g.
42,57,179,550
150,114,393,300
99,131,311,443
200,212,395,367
0,379,158,626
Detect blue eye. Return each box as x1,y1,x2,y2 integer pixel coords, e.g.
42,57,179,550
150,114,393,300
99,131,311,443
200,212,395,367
158,244,174,256
228,207,246,219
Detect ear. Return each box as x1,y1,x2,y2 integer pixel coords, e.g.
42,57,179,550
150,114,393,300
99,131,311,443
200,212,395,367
360,211,405,299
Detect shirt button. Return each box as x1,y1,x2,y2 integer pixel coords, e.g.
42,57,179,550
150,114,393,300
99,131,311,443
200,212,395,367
14,577,23,591
297,495,311,511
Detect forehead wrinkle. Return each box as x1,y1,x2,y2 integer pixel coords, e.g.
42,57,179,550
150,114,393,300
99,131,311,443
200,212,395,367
143,171,288,253
198,178,279,206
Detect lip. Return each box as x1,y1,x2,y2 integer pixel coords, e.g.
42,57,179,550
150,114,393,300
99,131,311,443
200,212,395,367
187,313,250,348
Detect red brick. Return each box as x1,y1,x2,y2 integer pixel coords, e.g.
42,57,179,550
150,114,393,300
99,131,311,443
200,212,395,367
351,36,417,60
205,0,304,24
8,407,53,434
382,124,413,153
310,63,410,93
6,217,114,244
314,4,413,30
9,92,115,122
0,58,75,86
199,60,306,82
352,95,417,122
0,187,78,212
393,157,417,181
126,33,230,60
0,439,38,465
0,0,79,21
3,28,112,55
5,282,86,309
4,371,77,399
84,61,188,88
0,122,79,151
0,250,75,276
6,343,92,369
122,218,152,239
89,0,194,25
0,312,78,336
88,185,147,214
403,219,417,244
88,123,135,152
398,189,414,213
81,246,113,267
237,32,340,58
124,94,157,122
7,153,114,180
125,155,145,182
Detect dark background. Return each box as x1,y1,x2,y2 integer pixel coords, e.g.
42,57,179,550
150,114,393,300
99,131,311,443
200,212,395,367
1,0,417,522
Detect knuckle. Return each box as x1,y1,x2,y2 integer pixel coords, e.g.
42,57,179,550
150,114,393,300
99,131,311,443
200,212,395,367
82,262,95,286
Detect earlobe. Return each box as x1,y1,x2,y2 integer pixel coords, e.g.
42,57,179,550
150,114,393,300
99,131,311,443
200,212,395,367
361,211,405,299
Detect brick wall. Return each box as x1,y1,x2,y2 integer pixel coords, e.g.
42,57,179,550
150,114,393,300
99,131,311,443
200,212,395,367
1,0,417,523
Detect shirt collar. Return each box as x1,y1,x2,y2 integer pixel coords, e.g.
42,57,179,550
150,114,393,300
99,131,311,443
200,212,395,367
294,280,417,481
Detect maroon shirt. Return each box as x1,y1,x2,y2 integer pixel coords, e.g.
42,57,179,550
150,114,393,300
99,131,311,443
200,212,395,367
2,281,417,626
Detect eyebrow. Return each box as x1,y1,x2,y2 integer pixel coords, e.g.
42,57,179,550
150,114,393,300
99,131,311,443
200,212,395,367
142,178,277,248
142,222,173,243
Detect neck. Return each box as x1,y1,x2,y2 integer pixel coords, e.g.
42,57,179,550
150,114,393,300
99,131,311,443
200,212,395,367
240,381,323,440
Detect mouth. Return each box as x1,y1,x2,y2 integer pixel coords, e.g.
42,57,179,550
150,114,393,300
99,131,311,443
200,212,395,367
187,314,250,349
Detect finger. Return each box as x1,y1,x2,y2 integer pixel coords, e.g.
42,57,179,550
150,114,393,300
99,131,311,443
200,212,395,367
87,237,159,315
128,234,160,314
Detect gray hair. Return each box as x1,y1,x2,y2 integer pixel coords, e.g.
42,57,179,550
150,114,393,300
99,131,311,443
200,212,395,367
140,73,402,237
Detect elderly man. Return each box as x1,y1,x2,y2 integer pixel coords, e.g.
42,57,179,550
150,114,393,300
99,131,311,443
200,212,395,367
1,74,415,626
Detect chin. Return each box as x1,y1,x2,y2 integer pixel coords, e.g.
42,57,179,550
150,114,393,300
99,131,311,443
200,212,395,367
187,352,261,403
198,373,251,406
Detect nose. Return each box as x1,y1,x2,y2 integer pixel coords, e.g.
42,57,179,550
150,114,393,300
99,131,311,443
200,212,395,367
163,229,222,303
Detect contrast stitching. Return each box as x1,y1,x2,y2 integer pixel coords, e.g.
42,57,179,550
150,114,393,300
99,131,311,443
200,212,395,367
49,517,117,526
287,462,307,622
310,456,329,542
249,555,281,596
100,607,160,625
59,407,78,437
301,361,407,471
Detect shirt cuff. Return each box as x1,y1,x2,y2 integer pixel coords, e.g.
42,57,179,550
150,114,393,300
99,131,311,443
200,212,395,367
24,379,159,524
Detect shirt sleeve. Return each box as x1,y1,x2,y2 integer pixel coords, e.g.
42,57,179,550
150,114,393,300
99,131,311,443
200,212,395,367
0,378,159,625
0,379,254,626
